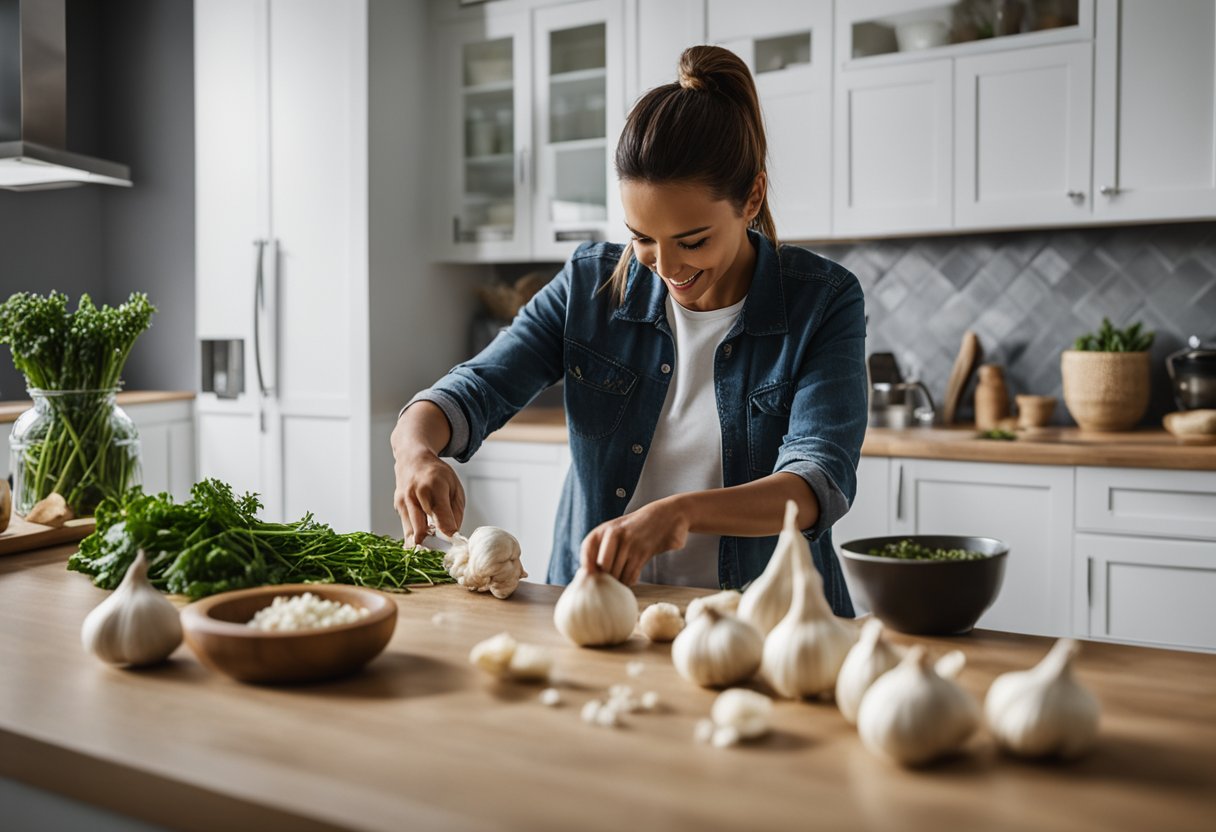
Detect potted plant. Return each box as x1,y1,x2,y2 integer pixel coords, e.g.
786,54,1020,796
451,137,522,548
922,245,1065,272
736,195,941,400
1061,318,1154,432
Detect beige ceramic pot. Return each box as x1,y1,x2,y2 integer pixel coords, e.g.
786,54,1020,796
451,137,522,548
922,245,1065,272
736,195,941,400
1060,350,1150,431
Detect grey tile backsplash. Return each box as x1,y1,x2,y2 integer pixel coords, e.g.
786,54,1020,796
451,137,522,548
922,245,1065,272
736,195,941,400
814,222,1216,426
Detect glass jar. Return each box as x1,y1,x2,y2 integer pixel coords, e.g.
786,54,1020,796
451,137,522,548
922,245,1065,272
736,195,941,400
9,389,141,517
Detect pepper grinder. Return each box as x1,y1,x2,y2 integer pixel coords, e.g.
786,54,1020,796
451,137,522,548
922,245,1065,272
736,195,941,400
975,364,1011,430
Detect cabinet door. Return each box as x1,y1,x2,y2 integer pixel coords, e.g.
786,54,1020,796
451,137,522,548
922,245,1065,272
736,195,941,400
532,0,625,262
268,0,369,530
452,441,571,583
434,13,534,262
1093,0,1216,220
626,0,704,103
1076,532,1216,653
1076,466,1216,541
714,0,833,239
832,455,891,617
955,43,1093,228
891,458,1075,637
834,59,953,235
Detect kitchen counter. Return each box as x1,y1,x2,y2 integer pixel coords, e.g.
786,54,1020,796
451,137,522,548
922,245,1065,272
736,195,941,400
3,545,1215,831
0,390,195,424
487,407,1216,471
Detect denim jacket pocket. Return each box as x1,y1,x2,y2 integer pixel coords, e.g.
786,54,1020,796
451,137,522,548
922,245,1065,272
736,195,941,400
563,338,639,440
747,380,792,474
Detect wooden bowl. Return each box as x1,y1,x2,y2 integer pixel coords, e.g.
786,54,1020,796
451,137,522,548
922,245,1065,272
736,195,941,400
181,584,397,684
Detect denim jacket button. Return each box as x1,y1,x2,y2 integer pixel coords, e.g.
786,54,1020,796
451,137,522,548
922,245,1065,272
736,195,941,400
615,487,627,498
660,363,671,374
723,343,733,357
631,443,643,454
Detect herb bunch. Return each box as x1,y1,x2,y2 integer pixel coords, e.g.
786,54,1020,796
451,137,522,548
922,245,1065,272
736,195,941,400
1073,318,1154,352
68,479,455,599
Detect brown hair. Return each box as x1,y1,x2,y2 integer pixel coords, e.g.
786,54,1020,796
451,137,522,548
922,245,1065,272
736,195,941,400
607,45,777,304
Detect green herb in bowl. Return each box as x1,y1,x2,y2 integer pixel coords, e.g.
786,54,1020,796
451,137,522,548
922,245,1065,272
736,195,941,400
868,539,987,561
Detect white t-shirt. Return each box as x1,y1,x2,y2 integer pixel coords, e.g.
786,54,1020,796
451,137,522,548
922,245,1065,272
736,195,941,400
627,293,746,587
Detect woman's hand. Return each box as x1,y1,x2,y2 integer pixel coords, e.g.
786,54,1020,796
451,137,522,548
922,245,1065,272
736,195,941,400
580,497,691,586
391,403,464,546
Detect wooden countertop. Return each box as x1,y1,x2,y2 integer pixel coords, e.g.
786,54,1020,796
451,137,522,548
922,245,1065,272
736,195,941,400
3,545,1215,832
0,390,195,424
487,407,1216,471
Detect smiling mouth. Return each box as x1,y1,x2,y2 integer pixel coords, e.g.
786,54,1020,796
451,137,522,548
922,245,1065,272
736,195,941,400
670,270,704,288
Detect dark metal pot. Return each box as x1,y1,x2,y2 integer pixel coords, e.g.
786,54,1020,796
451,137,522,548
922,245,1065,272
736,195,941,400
1167,336,1216,411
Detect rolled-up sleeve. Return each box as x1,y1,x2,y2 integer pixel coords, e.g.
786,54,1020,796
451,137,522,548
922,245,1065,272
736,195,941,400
773,275,868,541
400,257,571,463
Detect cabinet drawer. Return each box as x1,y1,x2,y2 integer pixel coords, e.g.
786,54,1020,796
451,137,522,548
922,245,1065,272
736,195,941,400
1076,533,1216,652
1076,467,1216,540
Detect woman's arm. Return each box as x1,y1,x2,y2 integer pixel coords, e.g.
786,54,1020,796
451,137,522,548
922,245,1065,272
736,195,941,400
392,401,465,545
582,472,817,586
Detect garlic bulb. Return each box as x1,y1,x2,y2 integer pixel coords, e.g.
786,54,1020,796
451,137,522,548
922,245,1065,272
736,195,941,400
444,526,527,600
81,551,182,667
553,568,638,647
737,500,800,635
671,607,763,688
638,602,684,641
857,645,980,766
985,638,1099,759
835,618,902,724
711,688,774,740
760,540,857,699
684,590,741,622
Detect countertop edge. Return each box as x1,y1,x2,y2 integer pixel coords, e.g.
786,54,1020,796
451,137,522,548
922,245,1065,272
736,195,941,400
0,391,196,424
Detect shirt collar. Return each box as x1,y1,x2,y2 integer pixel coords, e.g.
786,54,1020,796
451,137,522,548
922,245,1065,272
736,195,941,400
613,229,787,336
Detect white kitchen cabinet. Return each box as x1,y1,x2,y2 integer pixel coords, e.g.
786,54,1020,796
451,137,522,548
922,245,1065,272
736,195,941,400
1092,0,1216,221
625,0,704,103
712,0,833,240
451,440,571,583
1075,467,1216,541
954,42,1093,228
833,59,954,235
889,458,1075,638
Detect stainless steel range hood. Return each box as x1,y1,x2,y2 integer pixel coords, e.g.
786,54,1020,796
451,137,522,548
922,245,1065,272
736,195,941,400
0,0,131,191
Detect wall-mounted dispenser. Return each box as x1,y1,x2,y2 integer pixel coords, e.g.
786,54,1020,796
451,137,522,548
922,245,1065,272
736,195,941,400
201,339,244,399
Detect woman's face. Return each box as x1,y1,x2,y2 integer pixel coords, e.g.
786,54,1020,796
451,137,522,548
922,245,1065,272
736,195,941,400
619,178,763,312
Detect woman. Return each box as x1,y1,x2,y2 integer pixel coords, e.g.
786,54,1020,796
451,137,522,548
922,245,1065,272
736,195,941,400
392,45,867,616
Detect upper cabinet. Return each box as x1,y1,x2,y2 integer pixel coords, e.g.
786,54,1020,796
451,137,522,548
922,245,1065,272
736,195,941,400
710,0,834,240
1092,0,1216,221
433,0,623,263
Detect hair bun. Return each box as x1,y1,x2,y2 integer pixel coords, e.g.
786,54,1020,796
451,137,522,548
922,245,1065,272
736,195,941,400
677,46,716,92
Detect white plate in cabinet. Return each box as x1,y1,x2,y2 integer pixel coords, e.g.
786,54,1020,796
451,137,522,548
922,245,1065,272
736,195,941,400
1075,467,1216,541
1075,532,1216,653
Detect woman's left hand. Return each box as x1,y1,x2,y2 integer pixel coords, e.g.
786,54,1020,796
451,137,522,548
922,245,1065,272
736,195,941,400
580,497,690,586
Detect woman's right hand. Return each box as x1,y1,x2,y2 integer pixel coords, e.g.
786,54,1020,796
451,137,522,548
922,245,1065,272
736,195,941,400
391,402,465,546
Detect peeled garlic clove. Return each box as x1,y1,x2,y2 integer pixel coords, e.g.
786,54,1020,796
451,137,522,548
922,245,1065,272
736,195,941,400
934,649,967,681
738,500,800,635
835,618,902,724
671,607,763,688
507,643,553,683
711,688,774,740
760,539,857,699
81,550,182,667
857,645,980,767
469,631,518,678
553,568,638,647
985,638,1100,759
638,602,684,641
684,590,741,623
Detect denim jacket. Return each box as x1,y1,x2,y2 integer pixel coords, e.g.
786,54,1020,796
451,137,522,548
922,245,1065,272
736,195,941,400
413,231,868,616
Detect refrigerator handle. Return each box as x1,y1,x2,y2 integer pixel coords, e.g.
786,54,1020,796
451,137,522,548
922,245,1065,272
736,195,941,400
253,238,270,401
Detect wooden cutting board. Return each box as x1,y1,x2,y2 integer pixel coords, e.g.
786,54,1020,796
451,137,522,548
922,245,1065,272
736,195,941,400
0,515,94,557
942,330,983,425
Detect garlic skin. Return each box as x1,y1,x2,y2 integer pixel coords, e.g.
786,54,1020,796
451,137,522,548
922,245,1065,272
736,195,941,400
985,638,1099,759
671,607,763,688
835,618,902,724
738,500,800,635
638,602,684,641
81,551,182,667
444,526,527,600
857,645,980,766
760,540,857,699
553,568,638,647
711,688,774,740
684,590,741,623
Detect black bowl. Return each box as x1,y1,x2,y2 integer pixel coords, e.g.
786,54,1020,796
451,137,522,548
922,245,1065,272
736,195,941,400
838,535,1008,635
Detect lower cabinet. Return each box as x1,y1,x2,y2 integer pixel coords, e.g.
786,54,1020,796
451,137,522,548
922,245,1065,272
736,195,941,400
451,439,571,583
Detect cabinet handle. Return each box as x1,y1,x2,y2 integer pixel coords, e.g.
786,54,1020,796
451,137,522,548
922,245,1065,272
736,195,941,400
252,239,269,404
452,215,460,244
1099,185,1120,197
896,463,904,522
1066,190,1084,202
518,148,528,187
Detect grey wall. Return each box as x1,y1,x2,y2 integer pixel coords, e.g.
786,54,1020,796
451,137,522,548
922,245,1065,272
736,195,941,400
815,221,1216,425
0,0,194,399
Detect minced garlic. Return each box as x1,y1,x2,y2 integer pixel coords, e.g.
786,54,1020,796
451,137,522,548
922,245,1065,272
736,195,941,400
247,592,369,632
